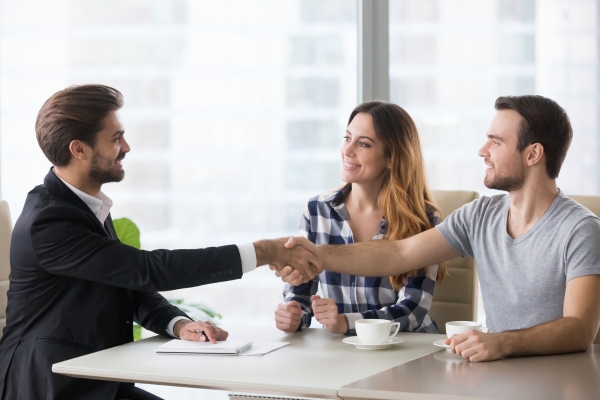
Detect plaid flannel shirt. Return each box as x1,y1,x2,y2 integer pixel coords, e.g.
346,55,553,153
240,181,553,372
283,184,440,335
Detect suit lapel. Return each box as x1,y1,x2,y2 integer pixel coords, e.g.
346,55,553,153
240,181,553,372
104,215,119,241
44,168,96,218
44,168,116,240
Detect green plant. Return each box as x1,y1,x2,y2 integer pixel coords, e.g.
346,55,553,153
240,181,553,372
167,299,223,324
132,324,142,341
112,218,140,249
112,218,222,340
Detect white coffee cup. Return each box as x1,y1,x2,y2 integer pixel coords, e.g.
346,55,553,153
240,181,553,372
445,321,488,338
355,319,400,345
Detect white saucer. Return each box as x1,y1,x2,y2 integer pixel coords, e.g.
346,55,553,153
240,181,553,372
433,339,451,350
343,336,403,350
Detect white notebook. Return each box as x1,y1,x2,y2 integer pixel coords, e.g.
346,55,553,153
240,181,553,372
155,340,253,355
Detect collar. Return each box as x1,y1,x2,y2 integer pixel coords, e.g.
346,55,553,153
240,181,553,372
322,184,389,236
323,183,352,207
53,170,113,224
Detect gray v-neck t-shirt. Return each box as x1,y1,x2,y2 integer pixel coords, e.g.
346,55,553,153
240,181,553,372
437,190,600,333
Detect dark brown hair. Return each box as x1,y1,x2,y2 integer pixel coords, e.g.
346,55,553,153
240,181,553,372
495,95,572,179
35,84,123,167
349,102,446,289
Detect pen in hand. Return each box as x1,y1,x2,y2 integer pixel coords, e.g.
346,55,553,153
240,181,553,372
196,330,207,342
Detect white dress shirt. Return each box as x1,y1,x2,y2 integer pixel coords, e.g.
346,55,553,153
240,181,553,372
55,172,257,337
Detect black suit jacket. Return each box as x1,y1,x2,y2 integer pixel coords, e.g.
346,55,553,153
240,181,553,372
0,169,243,400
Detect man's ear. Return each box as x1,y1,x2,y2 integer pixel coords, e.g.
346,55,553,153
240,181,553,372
68,140,92,162
525,142,544,167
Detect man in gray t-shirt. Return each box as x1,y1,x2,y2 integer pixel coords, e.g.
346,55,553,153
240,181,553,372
280,95,600,362
438,190,600,334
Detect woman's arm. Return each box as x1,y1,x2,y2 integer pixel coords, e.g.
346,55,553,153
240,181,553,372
282,280,319,330
276,200,321,331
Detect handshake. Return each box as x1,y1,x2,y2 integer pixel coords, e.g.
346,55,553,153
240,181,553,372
254,236,322,286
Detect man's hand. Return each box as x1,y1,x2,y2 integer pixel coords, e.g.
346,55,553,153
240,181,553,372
174,320,228,344
269,265,304,286
274,301,303,332
254,237,322,284
445,330,504,362
312,295,348,334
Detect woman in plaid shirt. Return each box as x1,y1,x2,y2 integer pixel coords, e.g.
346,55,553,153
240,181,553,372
274,101,446,335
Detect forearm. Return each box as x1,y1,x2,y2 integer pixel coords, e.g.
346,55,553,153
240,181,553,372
317,229,456,277
317,240,411,276
500,316,594,357
284,295,314,329
133,291,189,336
317,241,397,276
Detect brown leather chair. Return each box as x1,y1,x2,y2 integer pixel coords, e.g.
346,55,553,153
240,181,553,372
429,190,480,334
567,195,600,344
0,200,11,338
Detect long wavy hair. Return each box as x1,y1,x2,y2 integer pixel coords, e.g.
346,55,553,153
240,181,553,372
348,101,446,290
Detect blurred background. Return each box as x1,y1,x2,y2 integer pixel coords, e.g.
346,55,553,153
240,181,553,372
1,0,598,397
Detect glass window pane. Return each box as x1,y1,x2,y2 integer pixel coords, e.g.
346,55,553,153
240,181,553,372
389,0,598,195
0,0,357,329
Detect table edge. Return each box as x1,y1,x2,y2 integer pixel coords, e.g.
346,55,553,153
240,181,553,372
52,364,341,399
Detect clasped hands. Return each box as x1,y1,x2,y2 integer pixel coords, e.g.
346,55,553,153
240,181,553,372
275,295,348,334
257,236,322,285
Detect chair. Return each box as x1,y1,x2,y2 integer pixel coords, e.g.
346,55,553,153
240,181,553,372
429,190,480,334
0,200,11,338
567,195,600,344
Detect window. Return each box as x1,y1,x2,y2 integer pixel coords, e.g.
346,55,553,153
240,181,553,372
0,0,357,327
389,0,599,195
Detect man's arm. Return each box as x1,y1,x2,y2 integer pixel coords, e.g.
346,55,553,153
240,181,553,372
30,205,320,289
450,275,600,361
30,206,244,291
277,228,458,284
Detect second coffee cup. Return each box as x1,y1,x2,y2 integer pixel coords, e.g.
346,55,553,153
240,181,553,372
355,319,400,345
445,321,487,338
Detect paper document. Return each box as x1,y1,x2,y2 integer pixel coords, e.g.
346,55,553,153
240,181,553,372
155,340,290,356
238,342,290,356
156,340,253,355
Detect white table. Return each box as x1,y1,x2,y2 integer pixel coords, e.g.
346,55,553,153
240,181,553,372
53,326,445,399
339,345,600,400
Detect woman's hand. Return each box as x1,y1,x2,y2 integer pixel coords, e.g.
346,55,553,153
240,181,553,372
274,301,303,332
311,295,348,334
174,320,228,344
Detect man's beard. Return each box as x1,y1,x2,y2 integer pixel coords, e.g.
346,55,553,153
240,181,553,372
89,150,126,185
484,165,525,192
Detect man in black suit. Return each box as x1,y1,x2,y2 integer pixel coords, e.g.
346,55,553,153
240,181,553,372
0,84,320,400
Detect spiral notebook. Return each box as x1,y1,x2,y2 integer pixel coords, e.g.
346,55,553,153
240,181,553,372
156,340,253,355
